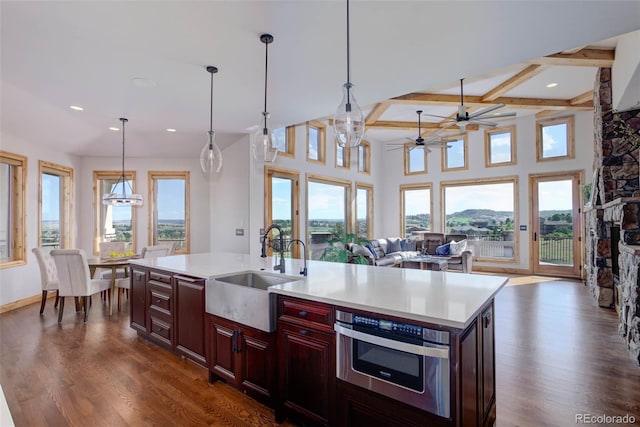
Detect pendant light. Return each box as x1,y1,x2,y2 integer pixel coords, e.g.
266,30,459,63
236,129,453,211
102,117,143,206
333,0,365,148
252,33,279,164
200,65,223,175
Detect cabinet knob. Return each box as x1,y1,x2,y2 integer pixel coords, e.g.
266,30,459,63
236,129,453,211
299,310,308,317
156,299,161,304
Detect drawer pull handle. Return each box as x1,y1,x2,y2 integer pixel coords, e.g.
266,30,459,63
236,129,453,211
299,330,308,335
299,311,308,317
156,299,161,304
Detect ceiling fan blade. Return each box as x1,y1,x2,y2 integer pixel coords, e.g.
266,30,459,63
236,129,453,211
387,142,410,146
385,146,405,151
485,112,517,119
468,103,505,119
471,120,499,128
422,113,454,120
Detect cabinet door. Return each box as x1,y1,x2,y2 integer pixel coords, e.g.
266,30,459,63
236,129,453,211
460,322,478,427
239,327,275,402
278,321,335,425
175,275,206,366
130,267,147,334
209,315,240,386
481,304,495,424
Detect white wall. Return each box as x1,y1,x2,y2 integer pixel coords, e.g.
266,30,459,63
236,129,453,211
0,133,81,305
376,111,595,272
612,29,640,111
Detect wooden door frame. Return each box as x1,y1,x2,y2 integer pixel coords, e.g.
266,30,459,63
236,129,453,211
264,166,300,259
529,170,583,278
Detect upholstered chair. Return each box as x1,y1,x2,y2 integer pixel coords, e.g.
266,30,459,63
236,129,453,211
114,244,170,311
98,241,127,279
32,247,60,315
50,249,111,323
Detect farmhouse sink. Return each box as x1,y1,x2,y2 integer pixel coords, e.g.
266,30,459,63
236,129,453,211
206,271,301,332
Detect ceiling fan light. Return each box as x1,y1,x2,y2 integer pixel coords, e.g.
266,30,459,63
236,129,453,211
334,83,365,148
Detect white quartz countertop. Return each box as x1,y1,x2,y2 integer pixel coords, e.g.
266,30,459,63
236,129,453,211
131,252,508,329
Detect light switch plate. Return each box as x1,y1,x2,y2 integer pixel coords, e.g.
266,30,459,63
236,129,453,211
235,228,244,236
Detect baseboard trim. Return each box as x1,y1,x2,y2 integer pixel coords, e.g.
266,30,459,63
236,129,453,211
0,293,49,314
472,266,531,275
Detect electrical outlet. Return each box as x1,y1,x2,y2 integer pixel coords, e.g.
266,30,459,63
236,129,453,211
235,228,244,236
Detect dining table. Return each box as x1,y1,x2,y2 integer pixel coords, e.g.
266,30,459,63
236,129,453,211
87,256,139,315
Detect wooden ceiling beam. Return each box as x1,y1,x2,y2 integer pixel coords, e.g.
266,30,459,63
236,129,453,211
365,102,390,125
481,65,545,101
389,93,593,110
569,90,593,105
529,48,615,67
368,121,479,131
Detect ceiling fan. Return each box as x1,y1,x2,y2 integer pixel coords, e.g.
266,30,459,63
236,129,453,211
386,110,455,152
423,78,516,130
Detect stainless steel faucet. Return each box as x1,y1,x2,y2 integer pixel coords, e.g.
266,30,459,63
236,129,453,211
261,224,285,273
287,239,308,276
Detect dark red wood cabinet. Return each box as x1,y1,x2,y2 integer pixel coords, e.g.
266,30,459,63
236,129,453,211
175,274,206,366
129,266,147,334
207,314,276,404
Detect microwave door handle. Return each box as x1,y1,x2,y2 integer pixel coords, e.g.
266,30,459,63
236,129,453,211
334,324,449,360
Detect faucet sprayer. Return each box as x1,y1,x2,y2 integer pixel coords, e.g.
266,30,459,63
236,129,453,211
261,224,285,273
287,239,308,277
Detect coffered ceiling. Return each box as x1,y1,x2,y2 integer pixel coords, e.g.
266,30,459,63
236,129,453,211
1,1,639,158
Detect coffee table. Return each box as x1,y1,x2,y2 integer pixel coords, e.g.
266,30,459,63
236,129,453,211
402,256,448,271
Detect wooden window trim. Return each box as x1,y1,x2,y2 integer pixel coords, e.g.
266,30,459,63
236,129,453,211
536,115,575,162
399,183,433,237
306,173,352,237
441,135,469,172
485,125,517,167
278,126,296,159
335,141,351,170
355,182,374,239
38,161,74,249
306,120,326,164
148,171,190,254
358,140,371,175
0,151,27,268
93,170,138,255
404,144,428,175
265,166,300,258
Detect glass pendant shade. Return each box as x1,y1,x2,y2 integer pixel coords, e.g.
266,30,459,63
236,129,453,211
252,112,279,164
200,130,222,175
102,117,143,206
334,82,365,148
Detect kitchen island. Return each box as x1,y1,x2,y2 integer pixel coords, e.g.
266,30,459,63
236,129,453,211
129,252,507,427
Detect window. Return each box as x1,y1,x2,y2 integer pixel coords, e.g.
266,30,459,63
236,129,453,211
93,170,138,254
536,116,574,161
149,171,189,254
265,167,300,258
442,177,518,261
485,126,516,167
442,136,467,171
400,184,432,238
355,182,373,239
357,140,371,174
335,142,350,169
274,125,296,158
404,144,427,175
306,174,351,260
39,161,73,249
306,120,326,164
0,151,26,267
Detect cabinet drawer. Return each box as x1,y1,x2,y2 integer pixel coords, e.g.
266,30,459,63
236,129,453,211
149,315,173,347
149,269,172,284
149,284,172,315
279,297,334,330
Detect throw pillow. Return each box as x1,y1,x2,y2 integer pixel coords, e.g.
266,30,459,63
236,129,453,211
351,244,371,258
405,238,417,251
400,239,407,251
435,243,450,256
449,239,468,255
386,237,402,253
364,243,378,259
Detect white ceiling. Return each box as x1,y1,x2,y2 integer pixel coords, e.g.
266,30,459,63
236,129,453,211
2,1,639,158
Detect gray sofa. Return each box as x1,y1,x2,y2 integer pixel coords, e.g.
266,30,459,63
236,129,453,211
418,233,473,273
349,237,420,267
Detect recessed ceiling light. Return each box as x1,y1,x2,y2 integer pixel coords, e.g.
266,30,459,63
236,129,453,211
109,127,119,131
166,128,177,132
546,83,558,88
69,105,84,111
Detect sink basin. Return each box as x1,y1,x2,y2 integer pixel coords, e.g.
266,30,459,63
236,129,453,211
214,271,298,291
206,271,301,332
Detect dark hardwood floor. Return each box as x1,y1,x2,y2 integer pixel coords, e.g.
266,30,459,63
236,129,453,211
1,277,639,426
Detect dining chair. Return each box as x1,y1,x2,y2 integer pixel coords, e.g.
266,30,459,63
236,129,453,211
51,249,111,323
114,244,171,311
32,247,60,315
98,241,127,280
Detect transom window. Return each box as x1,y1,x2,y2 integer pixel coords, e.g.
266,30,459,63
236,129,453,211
93,170,138,254
306,121,326,164
357,140,371,174
485,126,516,167
39,161,73,249
0,151,26,267
442,136,468,171
400,184,432,238
335,142,350,169
536,116,574,161
404,144,427,175
274,125,295,158
149,171,189,253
